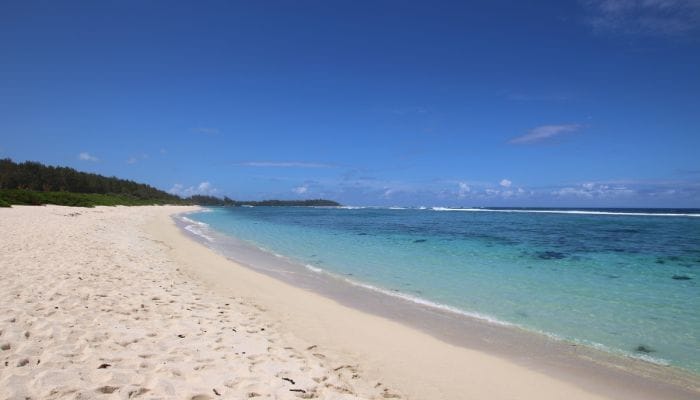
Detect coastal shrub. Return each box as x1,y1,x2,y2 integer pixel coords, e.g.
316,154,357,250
0,189,171,207
0,189,44,205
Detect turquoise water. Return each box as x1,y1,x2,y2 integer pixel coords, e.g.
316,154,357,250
185,206,700,373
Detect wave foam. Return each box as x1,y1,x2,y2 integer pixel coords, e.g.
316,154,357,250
180,216,211,227
175,214,215,242
338,278,516,328
305,264,324,273
431,207,699,217
183,224,215,242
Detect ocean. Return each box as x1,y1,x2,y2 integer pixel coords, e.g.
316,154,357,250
178,206,700,373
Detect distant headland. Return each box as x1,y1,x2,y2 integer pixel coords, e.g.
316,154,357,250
186,195,340,207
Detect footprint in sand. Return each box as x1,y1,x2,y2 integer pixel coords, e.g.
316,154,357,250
96,386,119,394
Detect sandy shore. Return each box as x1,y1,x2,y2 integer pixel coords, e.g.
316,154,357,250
1,205,698,399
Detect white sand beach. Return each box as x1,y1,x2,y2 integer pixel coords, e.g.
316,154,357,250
1,205,698,399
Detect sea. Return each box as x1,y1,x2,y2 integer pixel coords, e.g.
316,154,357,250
178,206,700,373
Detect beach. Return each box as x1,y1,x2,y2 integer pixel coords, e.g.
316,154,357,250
1,205,698,399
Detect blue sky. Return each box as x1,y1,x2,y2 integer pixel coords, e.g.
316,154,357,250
1,1,699,207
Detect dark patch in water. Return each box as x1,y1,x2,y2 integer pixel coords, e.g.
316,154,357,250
635,345,655,354
672,275,692,281
656,256,692,266
413,239,427,243
515,311,528,318
606,274,620,279
603,228,641,234
357,232,368,236
463,233,519,246
535,251,567,260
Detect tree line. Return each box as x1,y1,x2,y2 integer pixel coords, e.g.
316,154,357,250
0,159,340,207
0,158,184,204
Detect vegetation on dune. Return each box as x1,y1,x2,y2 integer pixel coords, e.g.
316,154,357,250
0,158,183,205
0,189,176,208
0,159,341,208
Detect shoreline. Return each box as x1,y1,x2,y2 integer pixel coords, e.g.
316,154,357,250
175,209,689,373
164,208,700,399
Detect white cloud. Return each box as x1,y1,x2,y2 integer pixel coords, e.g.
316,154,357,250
499,179,512,188
292,185,309,194
197,182,212,192
509,124,581,144
235,161,336,168
78,152,99,162
583,0,700,36
457,182,471,198
552,182,635,198
126,153,148,164
169,184,184,194
169,181,218,197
